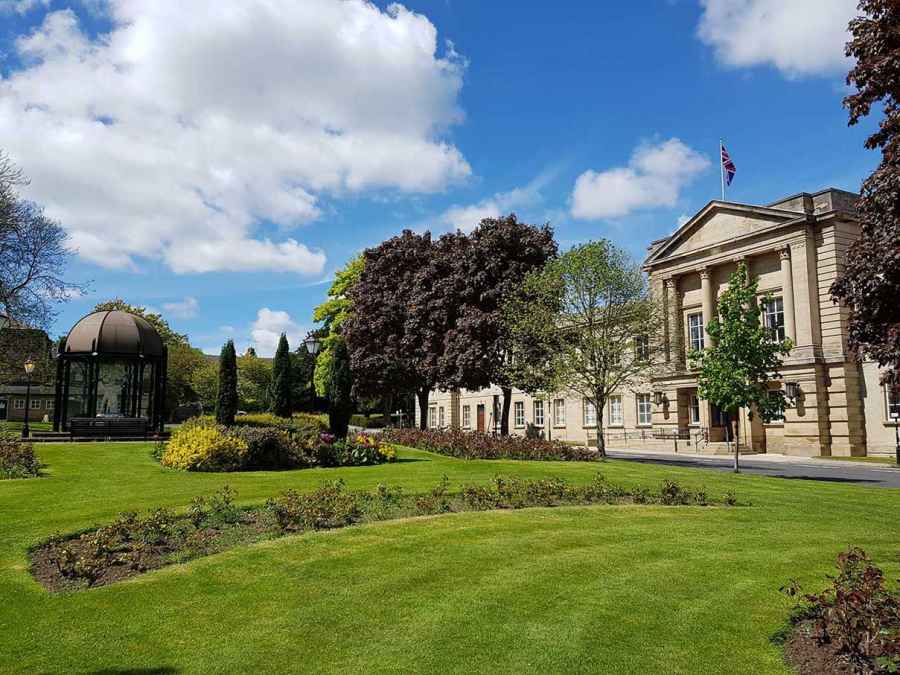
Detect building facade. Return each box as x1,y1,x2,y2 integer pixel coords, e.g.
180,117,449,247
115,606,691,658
418,188,899,457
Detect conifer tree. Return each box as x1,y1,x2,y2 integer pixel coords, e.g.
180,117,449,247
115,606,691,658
271,333,293,418
215,340,238,425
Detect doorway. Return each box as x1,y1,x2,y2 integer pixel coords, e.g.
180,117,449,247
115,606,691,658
476,404,485,433
0,398,6,421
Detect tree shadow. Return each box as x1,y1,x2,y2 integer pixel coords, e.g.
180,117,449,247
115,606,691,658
91,668,180,674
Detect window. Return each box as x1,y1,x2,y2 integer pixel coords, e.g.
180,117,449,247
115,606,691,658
608,396,623,426
45,399,53,409
636,394,652,426
634,335,650,362
690,395,701,425
887,387,900,422
462,405,471,428
763,297,786,342
438,406,445,428
428,406,437,429
553,399,566,426
688,313,705,352
14,399,24,409
514,401,525,428
583,399,597,427
533,400,544,427
31,399,41,409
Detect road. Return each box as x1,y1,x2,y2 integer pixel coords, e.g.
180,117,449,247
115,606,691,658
606,450,900,488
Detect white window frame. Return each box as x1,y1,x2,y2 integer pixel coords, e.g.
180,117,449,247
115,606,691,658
428,406,437,429
45,398,54,409
513,401,525,428
608,395,623,426
14,399,24,409
689,395,701,426
438,406,445,428
634,335,650,362
762,296,786,343
636,394,652,426
462,405,471,429
553,399,566,427
31,399,42,409
583,399,597,427
533,400,544,427
688,312,705,352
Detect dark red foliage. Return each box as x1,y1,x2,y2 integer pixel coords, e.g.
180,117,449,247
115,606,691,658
382,427,597,462
832,0,900,386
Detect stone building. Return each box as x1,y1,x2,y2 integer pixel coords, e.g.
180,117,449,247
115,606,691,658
419,187,898,457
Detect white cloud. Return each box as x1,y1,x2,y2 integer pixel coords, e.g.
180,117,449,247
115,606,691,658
570,138,710,220
1,1,469,274
162,296,199,319
697,0,857,78
433,170,555,233
0,0,49,14
676,213,691,227
250,307,306,357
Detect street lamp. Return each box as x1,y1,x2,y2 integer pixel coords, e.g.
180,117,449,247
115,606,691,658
22,357,34,439
303,333,321,356
785,381,801,403
891,408,900,466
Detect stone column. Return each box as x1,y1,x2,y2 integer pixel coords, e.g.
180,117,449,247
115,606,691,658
665,277,684,368
780,247,797,344
700,267,714,347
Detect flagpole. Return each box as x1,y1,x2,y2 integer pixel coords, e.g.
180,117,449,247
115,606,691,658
719,138,725,201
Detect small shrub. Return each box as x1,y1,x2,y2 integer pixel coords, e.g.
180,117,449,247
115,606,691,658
382,428,596,462
783,547,900,673
462,484,501,510
230,426,310,470
162,425,249,471
208,485,241,525
0,434,40,479
723,491,738,506
525,423,543,439
266,480,360,531
659,480,691,506
415,475,452,514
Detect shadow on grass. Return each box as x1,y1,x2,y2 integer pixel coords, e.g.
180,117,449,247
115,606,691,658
91,668,180,674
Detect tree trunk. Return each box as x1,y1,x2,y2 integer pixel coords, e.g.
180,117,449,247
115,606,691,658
417,387,429,430
500,386,512,436
733,411,741,474
595,395,607,457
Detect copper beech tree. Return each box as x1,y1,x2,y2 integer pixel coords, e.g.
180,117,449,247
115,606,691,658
831,0,900,389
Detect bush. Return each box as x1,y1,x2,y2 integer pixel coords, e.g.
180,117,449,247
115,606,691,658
783,547,899,673
382,428,597,462
0,434,40,479
230,426,312,470
161,424,248,472
266,480,360,531
350,414,387,429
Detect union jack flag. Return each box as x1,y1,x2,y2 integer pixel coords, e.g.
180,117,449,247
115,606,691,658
721,144,737,186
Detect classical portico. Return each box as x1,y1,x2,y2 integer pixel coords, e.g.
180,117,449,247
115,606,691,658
644,188,867,457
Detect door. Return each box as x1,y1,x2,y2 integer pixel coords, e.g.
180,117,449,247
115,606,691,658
476,404,485,433
0,398,6,421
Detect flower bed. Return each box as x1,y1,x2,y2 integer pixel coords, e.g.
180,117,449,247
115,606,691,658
0,434,40,479
160,418,394,472
382,428,597,461
31,475,740,592
781,548,899,674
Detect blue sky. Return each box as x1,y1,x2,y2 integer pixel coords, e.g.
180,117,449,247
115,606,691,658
0,0,877,354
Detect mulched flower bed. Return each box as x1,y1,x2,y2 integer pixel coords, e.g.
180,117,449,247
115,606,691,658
785,623,858,674
31,474,741,593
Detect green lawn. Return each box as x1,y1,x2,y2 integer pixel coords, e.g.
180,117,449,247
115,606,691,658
3,420,52,433
1,443,898,674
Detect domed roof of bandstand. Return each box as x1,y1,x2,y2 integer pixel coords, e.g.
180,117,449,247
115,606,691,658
63,310,164,357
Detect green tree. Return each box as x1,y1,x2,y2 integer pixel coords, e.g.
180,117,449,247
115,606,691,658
290,344,319,412
504,240,662,457
237,350,272,412
190,359,219,413
690,262,792,473
93,298,188,345
216,340,238,425
270,333,293,417
324,338,353,438
831,0,900,388
313,255,363,398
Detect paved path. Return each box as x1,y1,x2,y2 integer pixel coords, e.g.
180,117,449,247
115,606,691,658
606,449,900,488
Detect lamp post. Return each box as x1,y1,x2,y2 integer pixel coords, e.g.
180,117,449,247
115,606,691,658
303,333,321,356
22,357,34,438
891,409,900,466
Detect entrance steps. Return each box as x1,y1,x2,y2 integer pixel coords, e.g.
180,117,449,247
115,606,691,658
695,441,759,456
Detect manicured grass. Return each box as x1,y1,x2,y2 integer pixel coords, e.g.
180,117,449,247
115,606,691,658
3,420,52,433
1,442,898,674
815,454,900,465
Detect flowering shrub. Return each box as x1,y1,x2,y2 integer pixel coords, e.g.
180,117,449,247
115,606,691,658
782,547,899,673
0,434,40,479
161,424,249,471
382,428,597,462
230,426,312,469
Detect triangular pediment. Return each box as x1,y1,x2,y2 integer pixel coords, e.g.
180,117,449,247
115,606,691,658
645,201,805,266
